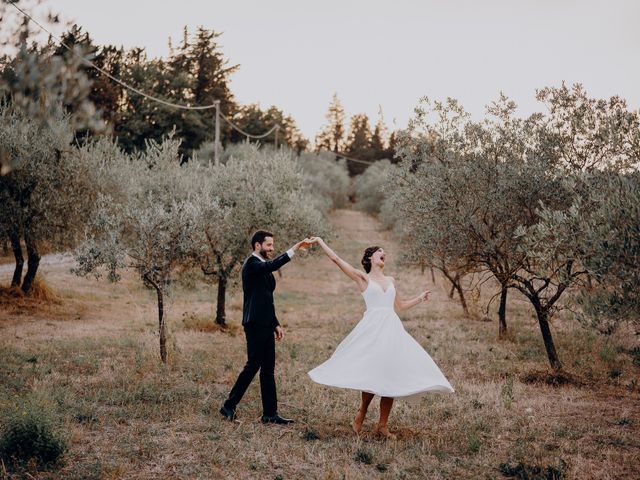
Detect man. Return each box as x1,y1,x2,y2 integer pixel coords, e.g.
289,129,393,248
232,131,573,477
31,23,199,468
220,230,311,424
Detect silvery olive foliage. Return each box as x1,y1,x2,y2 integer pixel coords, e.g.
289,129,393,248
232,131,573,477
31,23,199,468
211,143,351,212
536,83,640,172
387,85,639,371
197,143,329,325
352,159,395,215
2,43,105,134
0,106,94,292
297,150,350,211
578,172,640,333
0,7,106,174
388,94,573,367
529,171,640,336
384,98,492,318
191,141,216,165
73,137,207,363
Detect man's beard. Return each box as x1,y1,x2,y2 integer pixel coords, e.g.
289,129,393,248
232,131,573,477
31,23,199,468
259,248,272,259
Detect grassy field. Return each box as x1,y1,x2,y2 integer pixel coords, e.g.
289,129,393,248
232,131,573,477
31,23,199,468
1,209,638,479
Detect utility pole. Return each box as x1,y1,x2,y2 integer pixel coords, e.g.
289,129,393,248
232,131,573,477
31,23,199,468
275,124,280,150
214,100,221,166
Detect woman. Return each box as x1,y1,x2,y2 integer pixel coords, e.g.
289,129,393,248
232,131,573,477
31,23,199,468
307,238,454,439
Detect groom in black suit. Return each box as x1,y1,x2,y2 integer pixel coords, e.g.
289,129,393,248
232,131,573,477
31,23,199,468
220,230,310,424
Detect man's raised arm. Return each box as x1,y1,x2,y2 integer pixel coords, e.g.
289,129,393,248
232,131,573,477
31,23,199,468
245,238,311,275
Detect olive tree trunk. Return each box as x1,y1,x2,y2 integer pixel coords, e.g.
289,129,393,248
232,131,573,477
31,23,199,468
9,228,24,288
215,274,227,326
498,285,508,339
21,230,40,293
156,286,167,364
534,304,562,371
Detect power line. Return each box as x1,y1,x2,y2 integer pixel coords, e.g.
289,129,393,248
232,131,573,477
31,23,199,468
9,3,381,166
10,2,284,158
333,152,376,165
220,112,280,139
9,3,217,111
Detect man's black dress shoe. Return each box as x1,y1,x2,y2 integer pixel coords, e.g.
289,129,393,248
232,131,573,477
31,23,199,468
219,405,236,421
261,414,294,425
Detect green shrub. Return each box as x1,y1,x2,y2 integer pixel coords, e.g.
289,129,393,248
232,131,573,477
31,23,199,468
0,398,67,469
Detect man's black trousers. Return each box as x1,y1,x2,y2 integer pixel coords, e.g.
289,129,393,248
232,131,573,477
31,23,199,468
223,324,277,416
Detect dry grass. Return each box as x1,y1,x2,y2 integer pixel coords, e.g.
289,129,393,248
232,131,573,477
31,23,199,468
0,209,639,479
0,276,63,321
181,311,242,336
0,275,59,302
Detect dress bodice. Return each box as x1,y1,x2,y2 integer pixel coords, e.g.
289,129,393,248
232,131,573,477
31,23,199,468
362,278,396,311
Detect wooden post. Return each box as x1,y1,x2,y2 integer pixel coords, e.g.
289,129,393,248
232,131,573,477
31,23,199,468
214,100,221,166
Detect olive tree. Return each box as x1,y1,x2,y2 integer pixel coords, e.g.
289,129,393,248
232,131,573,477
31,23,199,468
0,107,94,292
504,85,640,369
352,159,395,215
387,93,580,370
577,172,640,333
297,150,350,211
0,18,106,174
455,96,568,337
386,98,492,318
536,83,640,172
532,171,640,337
197,143,328,326
73,138,206,363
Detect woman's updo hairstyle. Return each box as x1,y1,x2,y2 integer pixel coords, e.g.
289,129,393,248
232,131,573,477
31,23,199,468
361,246,382,273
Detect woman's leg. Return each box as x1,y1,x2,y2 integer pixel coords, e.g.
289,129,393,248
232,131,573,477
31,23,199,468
352,392,374,434
376,397,396,439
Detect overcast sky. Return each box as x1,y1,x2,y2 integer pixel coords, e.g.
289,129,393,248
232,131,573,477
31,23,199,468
32,0,640,140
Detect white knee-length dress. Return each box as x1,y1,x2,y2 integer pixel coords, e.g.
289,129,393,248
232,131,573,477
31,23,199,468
308,278,454,399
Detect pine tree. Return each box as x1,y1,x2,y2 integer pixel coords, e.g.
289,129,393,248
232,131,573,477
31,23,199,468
386,130,398,162
345,113,373,174
113,26,239,156
55,25,125,129
315,93,345,153
370,108,388,159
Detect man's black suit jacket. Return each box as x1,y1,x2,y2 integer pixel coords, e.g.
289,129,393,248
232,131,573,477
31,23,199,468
241,252,291,329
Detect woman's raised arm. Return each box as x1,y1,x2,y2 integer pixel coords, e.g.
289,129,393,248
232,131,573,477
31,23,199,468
310,237,368,291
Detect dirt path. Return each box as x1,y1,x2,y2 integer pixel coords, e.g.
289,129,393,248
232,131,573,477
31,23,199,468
0,252,76,274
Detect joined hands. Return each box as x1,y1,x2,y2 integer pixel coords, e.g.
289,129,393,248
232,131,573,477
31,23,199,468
295,236,322,251
294,238,313,251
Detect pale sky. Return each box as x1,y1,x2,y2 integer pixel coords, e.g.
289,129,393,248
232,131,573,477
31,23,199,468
27,0,640,141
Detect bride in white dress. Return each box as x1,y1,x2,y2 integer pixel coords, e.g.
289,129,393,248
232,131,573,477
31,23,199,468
307,238,454,439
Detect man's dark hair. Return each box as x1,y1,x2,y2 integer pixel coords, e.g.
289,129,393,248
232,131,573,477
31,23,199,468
251,230,274,249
